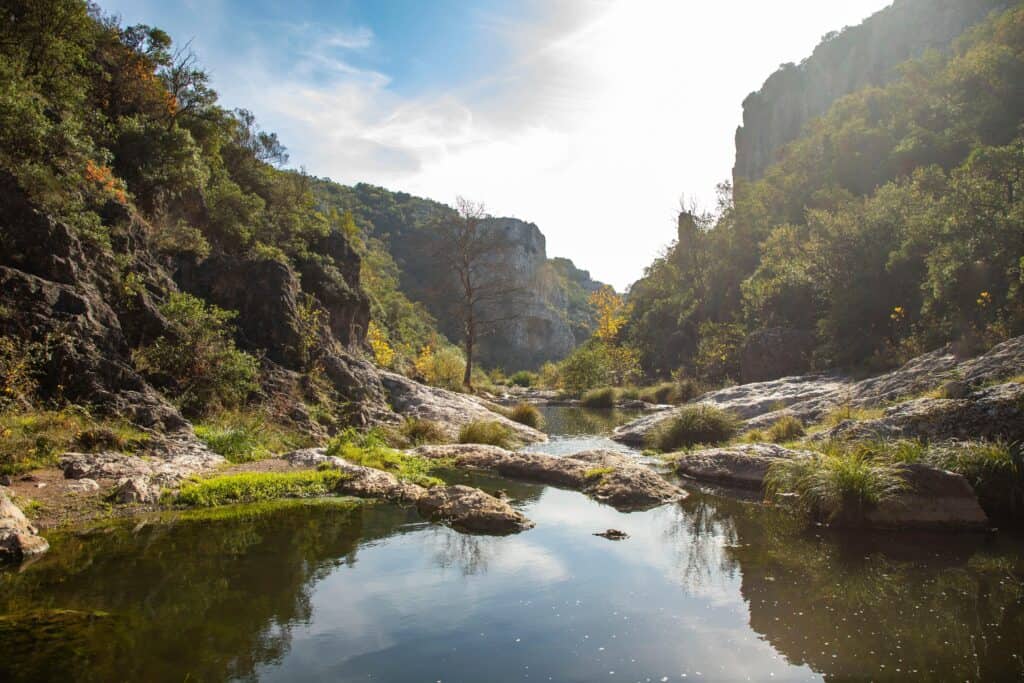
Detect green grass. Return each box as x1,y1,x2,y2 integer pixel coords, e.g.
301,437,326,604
766,415,805,443
397,417,450,446
1,407,150,475
175,470,345,507
648,404,739,451
458,420,514,448
765,449,907,525
193,410,314,463
926,440,1023,519
581,387,617,408
583,466,615,481
508,402,544,429
821,404,886,427
326,428,449,487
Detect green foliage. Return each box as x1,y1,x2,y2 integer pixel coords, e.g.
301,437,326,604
325,428,446,487
0,408,149,475
414,343,467,392
133,293,259,416
175,470,344,507
397,417,450,447
766,415,806,443
193,410,314,463
766,448,907,525
927,440,1023,519
648,404,739,451
0,336,46,409
508,402,544,429
580,387,617,409
583,466,614,481
508,371,537,388
458,420,513,448
694,322,746,384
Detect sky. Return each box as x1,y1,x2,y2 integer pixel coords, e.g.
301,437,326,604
100,0,891,290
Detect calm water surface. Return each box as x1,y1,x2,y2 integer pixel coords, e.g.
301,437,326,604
2,406,1023,681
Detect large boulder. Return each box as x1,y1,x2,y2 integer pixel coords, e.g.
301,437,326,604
863,464,989,529
0,492,49,561
414,444,685,511
674,444,811,490
741,327,815,383
380,371,547,444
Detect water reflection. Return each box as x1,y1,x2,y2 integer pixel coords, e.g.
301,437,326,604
522,404,644,456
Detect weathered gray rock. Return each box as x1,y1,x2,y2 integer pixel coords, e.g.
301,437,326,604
65,478,100,494
416,485,534,534
112,476,159,504
863,464,989,529
674,444,812,490
380,371,547,444
281,448,533,534
414,444,685,511
0,492,49,561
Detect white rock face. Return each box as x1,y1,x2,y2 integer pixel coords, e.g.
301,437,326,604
0,492,49,560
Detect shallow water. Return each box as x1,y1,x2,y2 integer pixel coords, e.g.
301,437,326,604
2,406,1024,682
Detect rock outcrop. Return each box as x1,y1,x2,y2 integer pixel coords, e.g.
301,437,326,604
413,444,685,511
282,448,532,534
674,444,811,490
0,491,50,561
379,371,547,444
734,0,1012,183
863,463,989,529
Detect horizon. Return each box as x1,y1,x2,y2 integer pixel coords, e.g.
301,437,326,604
100,0,891,290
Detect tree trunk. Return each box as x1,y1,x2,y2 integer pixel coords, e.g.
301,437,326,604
463,334,474,389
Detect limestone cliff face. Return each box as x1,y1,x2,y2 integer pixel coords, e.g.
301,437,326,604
733,0,1011,183
475,218,578,371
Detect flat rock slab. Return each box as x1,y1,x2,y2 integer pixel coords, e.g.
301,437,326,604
379,371,547,445
864,463,989,530
674,444,812,490
413,444,686,511
282,448,533,534
0,492,49,561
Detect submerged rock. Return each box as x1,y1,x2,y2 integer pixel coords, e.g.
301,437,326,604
413,444,685,511
674,444,811,490
0,492,49,561
281,448,533,534
380,371,547,445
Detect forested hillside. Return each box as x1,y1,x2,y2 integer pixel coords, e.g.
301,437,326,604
626,2,1024,382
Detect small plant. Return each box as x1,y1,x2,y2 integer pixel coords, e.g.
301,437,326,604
822,404,885,427
927,440,1023,519
193,410,313,463
638,383,677,404
583,466,614,481
767,415,805,443
175,470,344,507
509,403,544,429
458,420,513,448
765,449,907,525
508,371,537,388
326,427,447,487
648,404,739,451
581,387,617,408
398,417,450,447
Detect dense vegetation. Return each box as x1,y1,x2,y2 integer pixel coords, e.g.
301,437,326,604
626,5,1024,380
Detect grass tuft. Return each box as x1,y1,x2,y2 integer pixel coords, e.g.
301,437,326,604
767,415,805,443
583,466,615,481
581,387,617,408
926,440,1023,519
192,410,314,463
326,428,448,487
397,417,450,446
175,470,345,507
648,404,739,451
458,420,514,448
508,402,544,429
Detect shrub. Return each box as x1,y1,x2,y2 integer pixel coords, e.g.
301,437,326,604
509,402,544,429
414,344,466,392
0,335,44,409
508,371,537,388
537,362,560,388
398,417,449,447
193,410,313,463
927,440,1023,519
765,450,907,525
458,420,513,448
558,344,610,396
175,470,344,507
675,377,703,403
581,387,617,408
648,404,739,451
639,382,677,404
133,293,259,416
767,415,805,443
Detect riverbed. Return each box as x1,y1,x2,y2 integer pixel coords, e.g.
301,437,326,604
2,405,1023,681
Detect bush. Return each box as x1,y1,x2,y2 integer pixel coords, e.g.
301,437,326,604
675,377,703,403
581,387,617,408
133,293,259,416
537,362,560,388
638,383,676,404
398,417,450,446
767,415,805,443
927,440,1023,519
509,402,544,429
193,410,313,463
414,344,466,391
765,450,907,525
508,371,537,388
558,344,610,396
175,470,344,507
458,420,513,448
648,404,739,451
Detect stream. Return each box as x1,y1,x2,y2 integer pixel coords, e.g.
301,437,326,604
2,405,1023,681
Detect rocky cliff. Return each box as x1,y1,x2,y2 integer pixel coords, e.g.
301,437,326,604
733,0,1012,183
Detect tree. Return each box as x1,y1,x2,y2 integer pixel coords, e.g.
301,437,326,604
433,197,524,389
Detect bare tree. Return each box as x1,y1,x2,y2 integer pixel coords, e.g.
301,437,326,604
434,197,525,389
